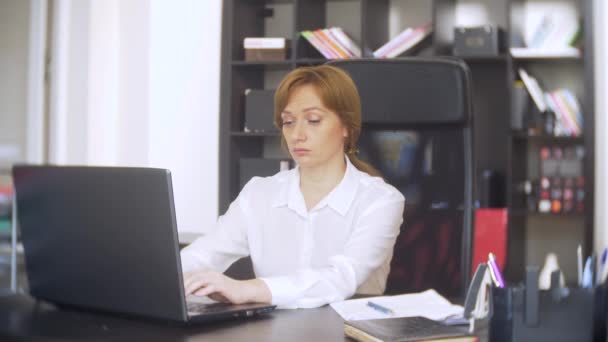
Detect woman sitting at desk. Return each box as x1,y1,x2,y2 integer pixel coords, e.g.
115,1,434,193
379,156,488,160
180,65,405,309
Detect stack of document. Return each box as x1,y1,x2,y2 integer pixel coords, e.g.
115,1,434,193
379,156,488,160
330,289,463,321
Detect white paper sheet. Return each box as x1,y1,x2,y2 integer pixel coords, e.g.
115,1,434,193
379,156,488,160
330,289,464,321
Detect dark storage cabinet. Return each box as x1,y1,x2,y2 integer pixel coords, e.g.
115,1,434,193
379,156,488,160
219,0,595,286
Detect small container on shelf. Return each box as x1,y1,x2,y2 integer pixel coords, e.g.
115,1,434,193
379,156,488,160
453,25,505,57
244,37,290,62
243,89,278,134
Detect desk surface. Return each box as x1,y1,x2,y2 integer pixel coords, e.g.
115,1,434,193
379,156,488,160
0,293,348,341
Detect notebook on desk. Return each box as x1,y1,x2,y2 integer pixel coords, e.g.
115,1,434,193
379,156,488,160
12,165,275,323
344,316,476,342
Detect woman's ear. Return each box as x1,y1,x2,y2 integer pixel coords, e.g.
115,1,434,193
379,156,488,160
343,127,349,138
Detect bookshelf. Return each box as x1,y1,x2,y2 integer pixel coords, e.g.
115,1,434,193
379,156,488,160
219,0,595,286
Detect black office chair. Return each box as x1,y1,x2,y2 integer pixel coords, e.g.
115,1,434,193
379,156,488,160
330,58,475,300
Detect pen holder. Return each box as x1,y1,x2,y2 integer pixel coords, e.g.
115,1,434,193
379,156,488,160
488,267,605,342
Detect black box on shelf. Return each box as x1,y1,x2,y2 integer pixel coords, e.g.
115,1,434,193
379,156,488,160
453,25,505,56
239,158,292,190
244,89,278,133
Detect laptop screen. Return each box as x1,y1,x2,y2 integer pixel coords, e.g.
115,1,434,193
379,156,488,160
13,166,188,321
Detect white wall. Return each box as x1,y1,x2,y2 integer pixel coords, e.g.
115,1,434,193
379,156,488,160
148,1,221,233
595,0,608,253
0,0,30,168
49,0,222,234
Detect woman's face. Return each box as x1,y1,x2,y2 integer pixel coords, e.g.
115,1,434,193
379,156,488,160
281,84,347,169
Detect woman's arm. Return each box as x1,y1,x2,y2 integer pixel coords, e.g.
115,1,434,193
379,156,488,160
181,178,276,304
180,179,259,275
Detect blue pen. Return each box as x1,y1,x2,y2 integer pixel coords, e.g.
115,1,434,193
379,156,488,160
367,301,394,315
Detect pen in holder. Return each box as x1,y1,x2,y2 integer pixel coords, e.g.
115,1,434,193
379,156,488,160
489,266,602,342
463,263,493,336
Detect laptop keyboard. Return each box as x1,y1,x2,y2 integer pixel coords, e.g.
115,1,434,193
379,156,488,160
187,301,233,315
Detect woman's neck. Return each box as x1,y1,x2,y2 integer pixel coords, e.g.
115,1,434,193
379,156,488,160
299,155,347,194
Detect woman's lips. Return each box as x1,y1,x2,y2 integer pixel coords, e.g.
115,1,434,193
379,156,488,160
292,148,310,156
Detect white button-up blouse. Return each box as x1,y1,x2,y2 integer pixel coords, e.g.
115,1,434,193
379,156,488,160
181,157,405,308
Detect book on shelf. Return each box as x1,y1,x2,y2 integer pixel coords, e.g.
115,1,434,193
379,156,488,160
328,27,362,58
301,31,334,59
314,29,350,59
518,68,547,112
544,89,583,136
300,27,361,59
517,68,583,137
373,22,433,58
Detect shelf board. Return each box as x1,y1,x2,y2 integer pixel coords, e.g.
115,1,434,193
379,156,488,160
510,131,584,143
295,58,328,65
231,131,281,137
232,60,292,67
513,56,582,63
455,55,509,63
510,48,582,61
295,56,509,65
510,210,585,218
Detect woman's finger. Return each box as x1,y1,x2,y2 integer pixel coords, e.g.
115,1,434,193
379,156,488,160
185,276,212,295
193,284,217,297
183,273,197,292
183,271,216,288
209,293,230,303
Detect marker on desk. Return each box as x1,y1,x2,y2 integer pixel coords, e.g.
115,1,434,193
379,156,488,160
590,253,597,285
577,245,583,286
488,253,505,288
582,256,593,288
367,301,394,316
487,260,499,287
598,248,607,285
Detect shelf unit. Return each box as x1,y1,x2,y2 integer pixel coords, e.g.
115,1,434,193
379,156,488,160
219,0,595,287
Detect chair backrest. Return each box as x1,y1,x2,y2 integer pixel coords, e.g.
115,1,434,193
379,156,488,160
330,58,475,300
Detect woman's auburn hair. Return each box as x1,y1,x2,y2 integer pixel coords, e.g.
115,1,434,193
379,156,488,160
273,64,380,177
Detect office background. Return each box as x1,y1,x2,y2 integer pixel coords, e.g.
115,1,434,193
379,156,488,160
0,0,607,260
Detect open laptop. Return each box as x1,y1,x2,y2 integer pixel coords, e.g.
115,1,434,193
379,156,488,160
12,165,276,323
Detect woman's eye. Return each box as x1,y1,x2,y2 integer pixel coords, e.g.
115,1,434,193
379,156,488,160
282,120,293,126
308,119,321,124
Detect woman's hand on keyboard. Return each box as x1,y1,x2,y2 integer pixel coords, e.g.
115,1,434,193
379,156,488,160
183,270,271,305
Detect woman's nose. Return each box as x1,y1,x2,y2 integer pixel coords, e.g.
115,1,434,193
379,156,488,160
290,121,306,142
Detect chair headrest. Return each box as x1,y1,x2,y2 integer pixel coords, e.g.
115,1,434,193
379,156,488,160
328,58,473,126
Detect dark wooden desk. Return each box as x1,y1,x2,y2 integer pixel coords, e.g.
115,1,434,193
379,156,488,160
0,293,348,341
